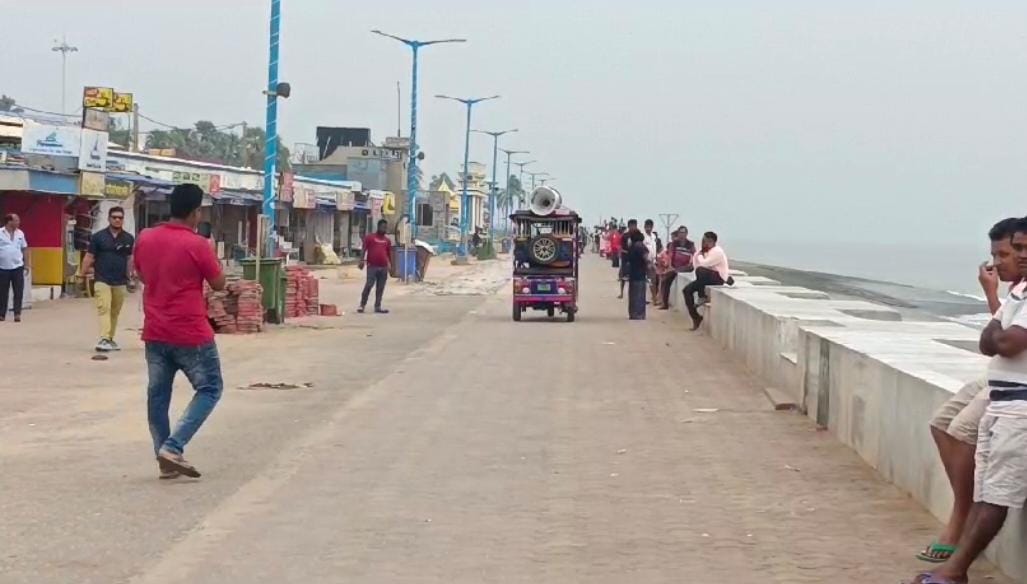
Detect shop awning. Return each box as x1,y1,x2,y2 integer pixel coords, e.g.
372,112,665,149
211,189,262,206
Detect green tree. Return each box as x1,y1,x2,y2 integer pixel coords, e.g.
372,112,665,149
108,118,131,149
0,94,23,113
145,121,290,170
498,175,524,216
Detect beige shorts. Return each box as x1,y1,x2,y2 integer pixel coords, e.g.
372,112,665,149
974,414,1027,509
930,379,989,445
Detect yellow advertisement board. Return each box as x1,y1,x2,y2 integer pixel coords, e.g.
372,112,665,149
112,92,134,113
82,87,114,110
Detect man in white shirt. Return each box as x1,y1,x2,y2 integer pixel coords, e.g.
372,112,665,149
643,219,659,303
0,213,29,322
683,231,729,330
917,217,1020,564
914,218,1027,584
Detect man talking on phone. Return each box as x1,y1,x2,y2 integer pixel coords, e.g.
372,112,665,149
914,217,1021,565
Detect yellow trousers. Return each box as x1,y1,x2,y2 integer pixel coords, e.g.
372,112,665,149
94,282,126,341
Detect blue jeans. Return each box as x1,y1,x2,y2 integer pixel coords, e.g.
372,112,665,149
146,341,223,456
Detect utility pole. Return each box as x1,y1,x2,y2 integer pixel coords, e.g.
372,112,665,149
51,36,78,115
658,213,679,246
396,81,402,137
131,103,140,152
239,121,248,165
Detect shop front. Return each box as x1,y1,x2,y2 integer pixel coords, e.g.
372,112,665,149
210,189,261,260
0,168,80,286
350,193,370,257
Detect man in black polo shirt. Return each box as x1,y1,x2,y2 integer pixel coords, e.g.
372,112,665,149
79,206,135,352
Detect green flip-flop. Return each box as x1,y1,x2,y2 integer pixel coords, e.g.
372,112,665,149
917,542,957,563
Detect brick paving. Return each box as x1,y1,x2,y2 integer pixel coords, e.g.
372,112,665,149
2,257,1011,583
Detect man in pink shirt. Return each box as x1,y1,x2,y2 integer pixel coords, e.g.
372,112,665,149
134,183,226,479
684,231,730,330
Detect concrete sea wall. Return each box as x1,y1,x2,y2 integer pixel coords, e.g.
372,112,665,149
677,271,1027,582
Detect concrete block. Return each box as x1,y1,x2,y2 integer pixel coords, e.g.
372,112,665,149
763,385,798,411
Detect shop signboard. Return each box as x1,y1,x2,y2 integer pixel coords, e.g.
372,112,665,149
112,92,134,113
82,108,110,132
21,121,80,157
79,129,109,172
292,185,315,209
371,198,383,222
171,170,211,186
82,87,115,110
336,189,355,211
280,172,294,203
208,174,222,195
79,171,106,198
103,178,133,199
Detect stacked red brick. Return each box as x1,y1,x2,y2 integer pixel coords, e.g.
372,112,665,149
285,266,320,318
232,280,264,333
204,279,264,334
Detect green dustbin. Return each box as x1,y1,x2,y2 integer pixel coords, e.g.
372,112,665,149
239,258,285,324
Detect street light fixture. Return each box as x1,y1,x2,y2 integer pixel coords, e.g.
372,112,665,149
527,171,549,190
435,94,500,258
51,36,78,115
262,0,291,255
472,128,517,240
372,30,466,235
499,148,528,230
513,160,537,208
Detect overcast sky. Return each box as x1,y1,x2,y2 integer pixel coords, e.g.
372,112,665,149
4,1,1026,246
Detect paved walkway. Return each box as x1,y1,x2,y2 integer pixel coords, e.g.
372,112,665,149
1,257,1009,583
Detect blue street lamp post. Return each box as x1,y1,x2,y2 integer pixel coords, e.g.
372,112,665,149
372,30,466,236
528,171,549,191
514,160,537,209
436,94,499,258
499,148,528,232
262,0,282,252
472,129,517,240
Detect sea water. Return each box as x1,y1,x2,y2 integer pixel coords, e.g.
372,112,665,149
729,239,992,328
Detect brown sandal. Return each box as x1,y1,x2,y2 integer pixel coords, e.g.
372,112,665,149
157,450,201,478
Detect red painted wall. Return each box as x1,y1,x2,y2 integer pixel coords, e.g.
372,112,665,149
0,192,67,247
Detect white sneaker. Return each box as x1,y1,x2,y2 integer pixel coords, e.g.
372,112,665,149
109,340,121,351
95,338,114,352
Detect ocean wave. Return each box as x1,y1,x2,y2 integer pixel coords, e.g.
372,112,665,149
946,290,987,302
944,313,992,330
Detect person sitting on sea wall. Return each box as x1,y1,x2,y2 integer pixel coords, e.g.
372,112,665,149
909,218,1027,584
657,227,696,310
917,217,1021,564
684,231,730,330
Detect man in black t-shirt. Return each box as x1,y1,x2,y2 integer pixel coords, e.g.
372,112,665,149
626,230,649,320
618,219,638,299
79,206,135,352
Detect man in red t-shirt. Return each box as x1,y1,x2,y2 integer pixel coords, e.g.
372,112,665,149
358,219,393,314
133,183,226,479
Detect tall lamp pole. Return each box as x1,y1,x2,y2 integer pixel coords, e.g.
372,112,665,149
51,36,78,115
472,128,517,240
514,160,537,208
262,0,292,255
372,30,466,235
435,94,500,258
499,148,528,230
527,171,549,191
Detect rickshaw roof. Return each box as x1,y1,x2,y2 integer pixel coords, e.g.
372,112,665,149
509,209,581,222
